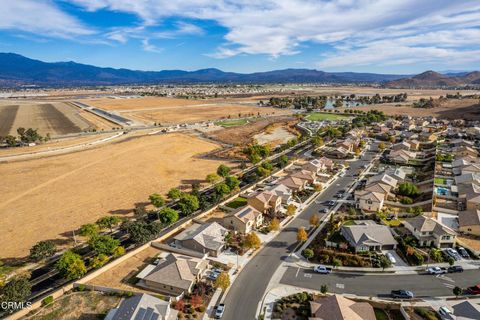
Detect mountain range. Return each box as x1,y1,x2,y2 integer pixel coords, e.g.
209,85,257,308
0,53,478,87
386,70,480,88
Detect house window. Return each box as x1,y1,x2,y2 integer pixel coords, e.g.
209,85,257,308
441,236,450,240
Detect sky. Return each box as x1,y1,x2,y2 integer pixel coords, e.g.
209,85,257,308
0,0,479,74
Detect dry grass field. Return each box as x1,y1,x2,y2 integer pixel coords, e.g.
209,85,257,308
0,132,231,259
0,100,91,136
82,97,290,124
340,98,480,119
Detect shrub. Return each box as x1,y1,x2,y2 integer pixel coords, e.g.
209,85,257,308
41,295,54,306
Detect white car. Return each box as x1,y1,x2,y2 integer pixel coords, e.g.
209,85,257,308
385,252,396,264
438,306,452,316
426,266,448,275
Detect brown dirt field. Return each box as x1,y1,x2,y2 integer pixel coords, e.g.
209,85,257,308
77,109,119,131
0,101,91,136
0,104,18,136
0,133,232,259
25,291,121,320
87,246,162,294
339,98,480,119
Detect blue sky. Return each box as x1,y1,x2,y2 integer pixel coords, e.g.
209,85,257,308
0,0,479,73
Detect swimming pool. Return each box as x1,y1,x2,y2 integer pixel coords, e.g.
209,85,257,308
436,186,450,196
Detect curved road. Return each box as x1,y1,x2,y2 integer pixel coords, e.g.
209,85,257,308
222,156,370,319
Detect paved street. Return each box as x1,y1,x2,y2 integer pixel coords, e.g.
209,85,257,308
280,266,480,298
222,154,372,320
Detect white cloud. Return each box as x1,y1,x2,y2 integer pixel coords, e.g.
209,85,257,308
0,0,93,38
141,39,163,53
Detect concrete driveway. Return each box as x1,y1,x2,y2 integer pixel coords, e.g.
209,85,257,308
382,249,408,267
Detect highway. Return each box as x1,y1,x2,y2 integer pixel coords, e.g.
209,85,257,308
280,266,480,298
222,153,372,320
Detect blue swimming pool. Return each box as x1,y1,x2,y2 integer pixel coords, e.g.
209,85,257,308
436,186,449,196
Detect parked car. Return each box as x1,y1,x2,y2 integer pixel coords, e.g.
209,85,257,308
214,304,225,319
438,306,453,316
319,208,328,213
391,290,414,299
445,248,462,261
467,284,480,295
426,267,448,275
339,171,346,177
313,265,332,274
448,265,464,273
385,252,396,264
457,247,470,259
326,200,336,206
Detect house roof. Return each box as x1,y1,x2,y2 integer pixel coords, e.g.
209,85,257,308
451,300,480,319
459,209,480,228
355,190,385,202
309,294,376,320
291,169,316,181
455,173,480,185
341,224,397,247
142,253,208,291
107,294,176,320
405,216,456,236
229,205,262,223
279,176,306,189
367,173,398,188
457,183,480,204
174,222,227,251
364,182,392,195
389,149,416,161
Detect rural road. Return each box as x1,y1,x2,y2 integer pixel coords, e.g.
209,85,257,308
221,154,371,320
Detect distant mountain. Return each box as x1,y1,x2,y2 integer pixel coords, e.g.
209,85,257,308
0,53,409,87
386,70,480,88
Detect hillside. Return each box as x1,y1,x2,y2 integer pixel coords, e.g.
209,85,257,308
0,53,406,87
386,70,480,88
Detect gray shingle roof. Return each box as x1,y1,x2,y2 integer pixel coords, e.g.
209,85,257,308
108,294,175,320
174,222,227,251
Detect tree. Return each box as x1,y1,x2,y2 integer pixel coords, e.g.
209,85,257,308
89,254,109,269
398,182,420,197
320,285,328,294
379,255,392,270
217,164,231,177
244,232,261,250
332,258,342,268
79,223,99,238
429,248,443,263
178,194,199,215
278,155,289,167
297,227,308,242
96,216,121,232
312,136,324,147
190,294,203,308
309,214,319,227
30,240,56,262
206,173,220,184
158,207,179,225
302,248,314,260
112,246,126,257
122,221,162,244
5,135,17,147
214,272,230,291
149,193,166,208
167,188,183,200
88,235,120,255
225,176,240,190
215,182,231,196
334,99,343,108
256,166,271,177
269,218,280,231
56,251,87,280
0,277,31,311
453,286,462,297
286,204,297,216
447,256,455,266
378,141,385,151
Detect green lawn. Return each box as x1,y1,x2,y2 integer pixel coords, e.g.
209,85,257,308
434,177,446,185
226,197,248,209
343,220,356,226
305,113,349,121
374,308,389,320
215,119,249,127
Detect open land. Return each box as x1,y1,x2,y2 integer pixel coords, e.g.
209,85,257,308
0,101,92,137
0,132,232,259
340,98,480,119
305,112,351,121
81,97,290,124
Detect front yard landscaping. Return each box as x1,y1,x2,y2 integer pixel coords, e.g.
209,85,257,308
225,197,247,209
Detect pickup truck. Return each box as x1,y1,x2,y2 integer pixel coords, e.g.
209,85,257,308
391,290,414,299
313,265,332,274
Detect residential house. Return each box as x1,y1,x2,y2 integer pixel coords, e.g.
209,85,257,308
454,145,478,158
403,216,456,248
388,149,416,164
223,205,263,233
105,294,178,320
309,295,376,320
419,132,437,142
457,182,480,211
278,176,308,192
340,220,397,252
302,157,334,174
385,167,407,182
363,182,393,197
290,169,316,184
354,190,385,212
246,190,282,215
450,300,480,320
137,253,209,296
266,184,293,204
408,139,420,150
392,141,411,151
367,173,398,189
326,146,349,159
458,209,480,236
173,222,227,257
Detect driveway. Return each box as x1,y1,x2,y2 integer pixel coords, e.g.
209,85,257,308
382,249,408,267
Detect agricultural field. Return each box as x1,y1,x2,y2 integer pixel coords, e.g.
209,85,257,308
214,118,249,127
81,97,289,124
0,132,232,259
0,101,91,137
305,112,350,121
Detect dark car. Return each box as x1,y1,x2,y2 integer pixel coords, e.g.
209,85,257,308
448,265,464,273
457,247,470,259
391,290,414,299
